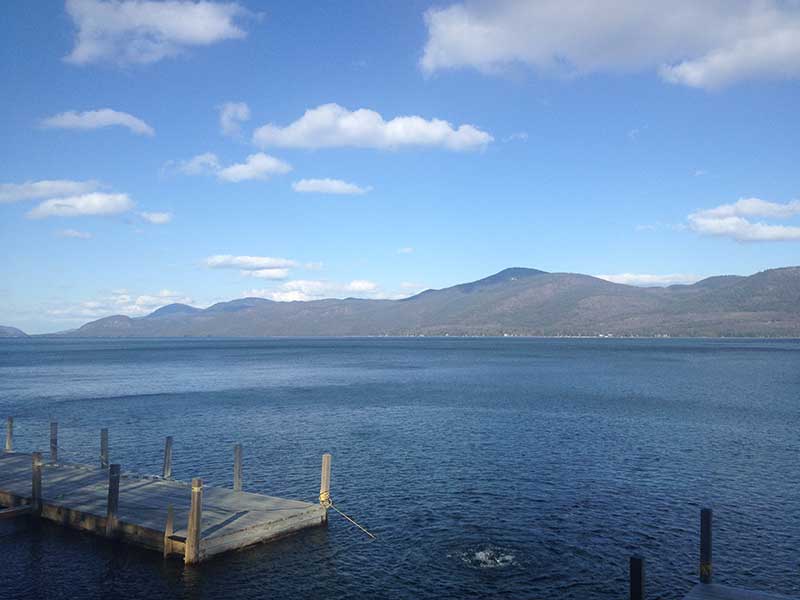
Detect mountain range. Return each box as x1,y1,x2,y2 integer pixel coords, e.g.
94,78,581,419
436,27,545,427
14,266,797,338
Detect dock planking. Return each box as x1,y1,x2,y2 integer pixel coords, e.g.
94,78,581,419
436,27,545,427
0,450,327,563
683,583,796,600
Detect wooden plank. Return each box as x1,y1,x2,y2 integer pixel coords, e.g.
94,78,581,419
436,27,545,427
185,477,203,564
233,444,242,492
162,436,173,479
105,464,121,537
50,422,58,464
100,428,109,469
0,505,32,519
683,583,796,600
4,417,12,453
700,508,713,583
0,452,325,563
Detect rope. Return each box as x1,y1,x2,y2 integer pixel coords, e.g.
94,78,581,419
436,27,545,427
329,501,376,540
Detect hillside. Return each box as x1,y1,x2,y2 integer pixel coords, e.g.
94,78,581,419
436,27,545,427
58,266,800,338
0,325,28,338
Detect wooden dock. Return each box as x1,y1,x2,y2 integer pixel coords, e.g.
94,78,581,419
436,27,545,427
629,508,797,600
683,583,796,600
1,418,330,564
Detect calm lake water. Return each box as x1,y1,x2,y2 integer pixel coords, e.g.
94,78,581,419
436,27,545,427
0,337,798,600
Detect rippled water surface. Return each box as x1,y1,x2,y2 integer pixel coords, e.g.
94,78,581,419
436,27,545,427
0,338,798,600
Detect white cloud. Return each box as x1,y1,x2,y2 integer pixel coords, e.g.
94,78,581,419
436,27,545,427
58,228,92,239
292,178,371,195
140,211,172,224
246,278,381,301
219,101,250,137
253,103,492,151
421,0,800,89
64,0,249,66
27,192,134,219
397,247,414,254
176,152,221,175
205,255,297,270
47,288,194,320
175,152,291,182
217,153,292,182
0,179,100,203
688,198,800,242
240,268,289,280
596,273,703,286
503,131,528,142
41,108,154,136
347,279,378,292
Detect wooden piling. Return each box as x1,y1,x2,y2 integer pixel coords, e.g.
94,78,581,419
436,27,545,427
163,504,174,558
105,464,121,538
50,422,58,464
4,417,12,453
319,453,331,510
31,451,42,516
233,444,243,492
100,428,109,469
630,556,645,600
700,508,713,584
185,477,203,564
162,436,173,479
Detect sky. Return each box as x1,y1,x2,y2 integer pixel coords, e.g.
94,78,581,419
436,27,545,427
1,0,799,333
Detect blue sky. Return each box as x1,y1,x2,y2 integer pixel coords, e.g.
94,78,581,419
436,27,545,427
1,0,799,333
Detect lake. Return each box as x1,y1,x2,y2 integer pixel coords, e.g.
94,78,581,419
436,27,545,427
0,337,798,599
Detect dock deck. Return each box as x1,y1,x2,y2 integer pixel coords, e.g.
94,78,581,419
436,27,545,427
683,583,796,600
0,451,327,563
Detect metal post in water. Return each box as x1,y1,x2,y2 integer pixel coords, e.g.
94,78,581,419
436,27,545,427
700,508,713,584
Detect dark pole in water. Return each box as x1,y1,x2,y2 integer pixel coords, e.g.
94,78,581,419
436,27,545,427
100,428,109,469
31,451,42,516
5,417,12,453
106,464,121,538
50,422,58,464
162,436,173,479
185,478,203,564
163,504,174,558
700,508,713,584
233,444,242,492
630,556,645,600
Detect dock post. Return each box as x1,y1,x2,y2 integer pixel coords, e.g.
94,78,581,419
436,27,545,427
100,428,109,469
50,422,58,464
630,556,645,600
319,453,332,514
185,478,203,564
233,444,243,492
163,504,174,558
105,464,121,538
31,451,42,516
4,417,12,453
700,508,713,584
162,436,173,479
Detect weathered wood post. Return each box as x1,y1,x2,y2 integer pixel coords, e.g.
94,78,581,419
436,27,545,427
700,508,713,584
31,451,42,516
630,556,645,600
185,478,203,564
319,453,332,515
100,428,109,469
105,464,121,538
163,504,174,558
233,444,243,492
162,436,173,479
49,422,58,464
4,417,12,453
